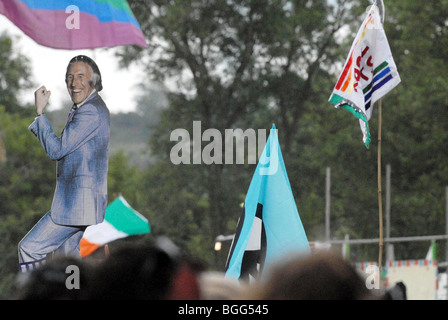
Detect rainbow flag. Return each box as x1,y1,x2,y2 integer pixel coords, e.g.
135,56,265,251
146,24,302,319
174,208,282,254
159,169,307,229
329,1,400,148
0,0,147,49
80,195,150,257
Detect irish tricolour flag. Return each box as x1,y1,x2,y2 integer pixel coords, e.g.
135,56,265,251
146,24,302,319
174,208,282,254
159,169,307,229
329,1,400,148
80,195,150,257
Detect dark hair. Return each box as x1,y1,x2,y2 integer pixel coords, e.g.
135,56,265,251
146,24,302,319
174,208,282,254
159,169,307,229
85,236,202,300
65,55,103,92
248,252,375,300
14,257,94,300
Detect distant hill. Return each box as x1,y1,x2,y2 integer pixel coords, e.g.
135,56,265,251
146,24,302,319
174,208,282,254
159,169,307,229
109,111,152,168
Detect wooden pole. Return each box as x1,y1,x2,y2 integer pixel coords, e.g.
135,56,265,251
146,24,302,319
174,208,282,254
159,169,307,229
377,99,383,284
385,164,392,262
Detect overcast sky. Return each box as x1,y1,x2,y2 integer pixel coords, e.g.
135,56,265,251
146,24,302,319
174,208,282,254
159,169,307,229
0,15,144,114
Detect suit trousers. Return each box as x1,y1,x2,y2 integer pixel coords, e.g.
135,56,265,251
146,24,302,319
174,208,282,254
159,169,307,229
18,211,86,272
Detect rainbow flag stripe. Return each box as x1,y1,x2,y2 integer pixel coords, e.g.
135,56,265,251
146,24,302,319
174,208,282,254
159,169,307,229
332,61,396,111
363,61,393,111
335,14,374,93
0,0,147,49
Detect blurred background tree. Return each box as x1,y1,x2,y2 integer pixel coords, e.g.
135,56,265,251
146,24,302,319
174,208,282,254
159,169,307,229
117,0,358,265
0,0,447,298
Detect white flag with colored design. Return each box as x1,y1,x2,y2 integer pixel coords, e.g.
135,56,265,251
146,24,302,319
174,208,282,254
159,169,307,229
329,1,400,148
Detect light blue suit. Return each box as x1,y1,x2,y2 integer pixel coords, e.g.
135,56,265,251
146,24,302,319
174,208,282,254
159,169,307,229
18,92,110,271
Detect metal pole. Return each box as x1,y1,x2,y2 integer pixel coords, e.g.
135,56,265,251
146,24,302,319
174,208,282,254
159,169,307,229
325,167,331,242
446,186,448,300
328,234,448,245
385,164,393,262
446,186,448,264
342,234,350,260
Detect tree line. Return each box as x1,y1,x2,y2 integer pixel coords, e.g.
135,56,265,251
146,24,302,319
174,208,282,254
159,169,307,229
0,0,447,298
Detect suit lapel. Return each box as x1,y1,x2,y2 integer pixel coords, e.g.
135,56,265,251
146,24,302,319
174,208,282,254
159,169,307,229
61,92,98,135
61,105,77,135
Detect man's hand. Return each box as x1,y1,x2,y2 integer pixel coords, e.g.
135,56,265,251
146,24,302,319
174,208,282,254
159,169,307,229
34,86,51,115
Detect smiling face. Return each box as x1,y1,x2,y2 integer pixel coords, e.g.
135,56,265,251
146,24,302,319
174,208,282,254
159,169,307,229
66,61,94,104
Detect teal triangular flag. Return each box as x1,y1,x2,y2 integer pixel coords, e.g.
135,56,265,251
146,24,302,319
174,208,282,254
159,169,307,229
225,124,310,280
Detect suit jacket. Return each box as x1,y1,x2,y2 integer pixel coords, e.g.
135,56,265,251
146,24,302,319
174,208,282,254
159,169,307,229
29,92,110,226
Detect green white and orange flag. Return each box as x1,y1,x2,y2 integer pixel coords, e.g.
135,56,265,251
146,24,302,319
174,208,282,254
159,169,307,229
80,195,150,257
329,1,400,148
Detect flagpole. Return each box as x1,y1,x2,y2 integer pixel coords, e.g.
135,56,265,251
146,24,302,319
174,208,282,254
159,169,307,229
376,0,386,288
329,0,400,287
377,98,383,285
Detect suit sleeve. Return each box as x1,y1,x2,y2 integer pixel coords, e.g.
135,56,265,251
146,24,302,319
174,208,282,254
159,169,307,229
29,104,100,161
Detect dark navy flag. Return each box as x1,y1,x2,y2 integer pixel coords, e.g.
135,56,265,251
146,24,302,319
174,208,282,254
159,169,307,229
225,124,310,281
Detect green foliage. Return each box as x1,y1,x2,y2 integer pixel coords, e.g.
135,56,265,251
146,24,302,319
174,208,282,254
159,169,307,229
0,32,34,115
119,0,361,265
0,0,447,299
118,0,448,264
0,107,55,298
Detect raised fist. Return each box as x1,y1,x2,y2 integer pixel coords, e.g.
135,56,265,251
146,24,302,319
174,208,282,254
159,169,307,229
34,85,51,115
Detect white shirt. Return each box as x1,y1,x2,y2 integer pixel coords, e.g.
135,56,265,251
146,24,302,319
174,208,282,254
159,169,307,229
75,89,96,109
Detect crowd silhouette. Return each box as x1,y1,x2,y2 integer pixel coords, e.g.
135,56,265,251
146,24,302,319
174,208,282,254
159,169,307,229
14,235,401,300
